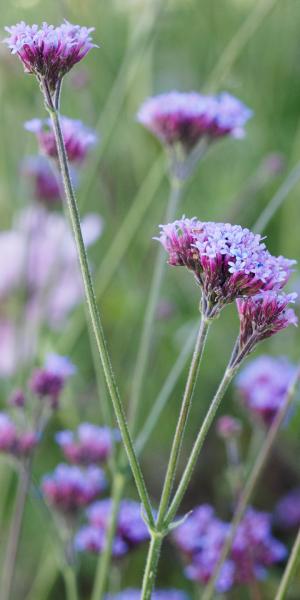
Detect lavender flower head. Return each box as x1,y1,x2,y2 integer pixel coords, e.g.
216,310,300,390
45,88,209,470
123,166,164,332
275,488,300,529
157,218,295,318
42,464,106,514
75,498,149,556
0,412,38,458
29,354,75,408
56,423,116,465
25,117,98,163
4,21,96,93
236,355,297,425
236,291,297,354
137,91,252,152
21,156,61,204
105,591,189,600
216,415,242,440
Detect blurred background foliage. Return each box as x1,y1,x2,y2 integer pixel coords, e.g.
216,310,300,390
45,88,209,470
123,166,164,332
0,0,300,598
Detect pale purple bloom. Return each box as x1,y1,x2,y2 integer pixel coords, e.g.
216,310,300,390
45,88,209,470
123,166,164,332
56,423,115,465
4,21,96,93
9,389,26,408
157,218,295,317
137,91,252,151
236,291,298,353
105,591,189,600
216,416,242,440
76,498,149,556
44,353,76,378
29,354,75,407
75,526,128,557
236,355,297,425
0,412,38,457
25,117,98,163
21,156,61,204
42,464,106,514
275,488,300,529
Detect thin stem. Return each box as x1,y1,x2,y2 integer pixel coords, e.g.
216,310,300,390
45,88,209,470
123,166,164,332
2,462,31,600
62,565,78,600
164,364,237,527
44,85,154,529
135,325,197,455
275,525,300,600
141,533,163,600
202,364,300,600
91,472,125,600
129,178,184,430
157,312,211,527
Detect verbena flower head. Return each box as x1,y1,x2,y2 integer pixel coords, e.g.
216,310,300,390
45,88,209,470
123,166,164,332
25,117,97,163
275,488,300,529
76,498,149,556
137,91,252,152
104,591,189,600
174,504,286,592
157,218,295,318
236,355,297,425
56,423,116,465
29,354,75,408
4,21,96,94
216,415,242,440
42,464,106,514
0,412,38,458
21,156,61,204
237,291,297,353
9,389,26,408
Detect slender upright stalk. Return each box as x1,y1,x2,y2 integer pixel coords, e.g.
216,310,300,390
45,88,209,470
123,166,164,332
202,364,300,600
2,462,31,600
275,526,300,600
91,471,125,600
43,82,154,529
156,311,211,526
129,178,184,430
62,565,78,600
141,532,164,600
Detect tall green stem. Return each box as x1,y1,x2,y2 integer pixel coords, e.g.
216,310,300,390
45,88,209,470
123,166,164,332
91,471,125,600
43,83,154,529
202,364,300,600
141,532,164,600
156,312,211,526
275,526,300,600
62,565,78,600
2,462,31,600
129,179,183,430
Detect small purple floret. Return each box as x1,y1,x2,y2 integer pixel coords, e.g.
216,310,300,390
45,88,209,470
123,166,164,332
216,415,242,440
275,488,300,529
56,423,116,465
42,464,106,514
104,590,189,600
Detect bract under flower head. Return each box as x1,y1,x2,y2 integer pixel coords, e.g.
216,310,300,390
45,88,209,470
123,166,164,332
137,91,252,152
25,117,98,163
4,21,96,93
236,291,297,354
157,218,295,317
236,355,297,425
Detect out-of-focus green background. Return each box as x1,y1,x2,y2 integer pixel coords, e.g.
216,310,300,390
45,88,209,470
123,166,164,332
0,0,300,598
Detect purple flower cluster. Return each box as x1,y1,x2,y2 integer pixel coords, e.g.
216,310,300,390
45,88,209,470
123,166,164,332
25,117,97,163
4,21,96,93
275,488,300,529
157,218,296,324
21,156,61,204
137,91,252,152
236,355,297,425
75,498,149,557
29,353,75,408
42,464,106,514
0,412,38,458
105,590,189,600
174,504,286,592
55,423,116,465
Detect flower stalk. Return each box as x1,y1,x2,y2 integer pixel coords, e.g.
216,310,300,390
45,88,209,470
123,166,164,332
275,525,300,600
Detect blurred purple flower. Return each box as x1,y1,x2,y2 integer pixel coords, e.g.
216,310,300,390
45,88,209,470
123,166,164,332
25,117,98,163
42,464,106,514
0,412,38,458
76,498,149,556
21,156,62,205
216,415,242,440
275,488,300,529
236,355,297,425
104,590,189,600
56,423,116,465
4,21,96,93
157,218,294,318
137,91,252,152
9,389,26,408
29,354,75,408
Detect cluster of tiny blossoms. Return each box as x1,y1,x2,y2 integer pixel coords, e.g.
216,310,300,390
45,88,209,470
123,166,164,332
4,21,96,94
21,156,62,204
105,590,189,600
75,498,149,557
0,354,75,460
55,423,117,465
42,464,106,514
157,218,297,350
275,488,300,530
236,355,297,425
174,504,286,592
137,91,252,152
